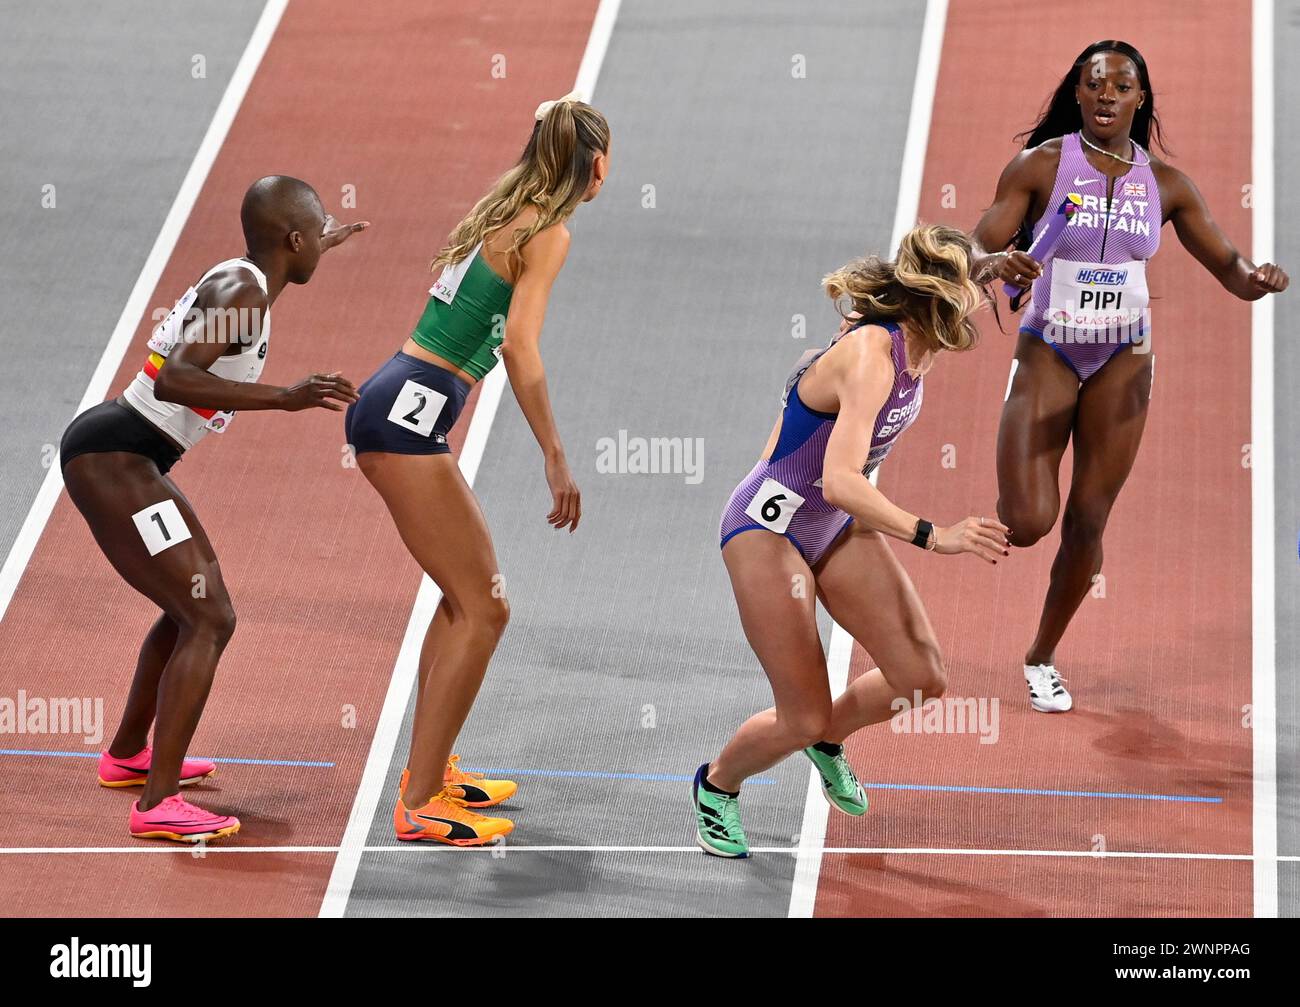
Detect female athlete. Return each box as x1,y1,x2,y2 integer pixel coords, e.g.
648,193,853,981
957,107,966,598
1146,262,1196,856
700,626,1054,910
694,224,1009,858
345,94,609,845
970,41,1288,712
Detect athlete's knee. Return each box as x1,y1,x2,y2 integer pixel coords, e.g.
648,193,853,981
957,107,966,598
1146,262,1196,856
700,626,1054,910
913,642,947,700
778,705,833,749
485,594,510,637
1060,504,1110,552
200,604,238,648
998,497,1055,548
174,597,237,648
462,592,509,643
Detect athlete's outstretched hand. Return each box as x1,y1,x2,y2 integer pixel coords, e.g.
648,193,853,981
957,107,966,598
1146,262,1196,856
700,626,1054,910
545,454,581,532
279,372,359,411
993,250,1043,290
321,214,370,252
1247,263,1289,295
933,516,1010,563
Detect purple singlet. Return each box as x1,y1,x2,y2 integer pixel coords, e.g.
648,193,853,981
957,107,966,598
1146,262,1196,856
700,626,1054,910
1021,131,1162,381
718,321,923,565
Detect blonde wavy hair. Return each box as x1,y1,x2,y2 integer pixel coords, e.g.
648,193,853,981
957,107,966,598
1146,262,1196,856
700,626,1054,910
822,224,986,362
432,96,610,272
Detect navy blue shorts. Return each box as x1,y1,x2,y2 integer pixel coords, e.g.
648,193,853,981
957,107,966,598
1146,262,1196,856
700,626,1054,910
345,351,471,456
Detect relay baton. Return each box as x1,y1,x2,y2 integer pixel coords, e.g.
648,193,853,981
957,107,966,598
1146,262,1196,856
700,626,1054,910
1002,192,1083,297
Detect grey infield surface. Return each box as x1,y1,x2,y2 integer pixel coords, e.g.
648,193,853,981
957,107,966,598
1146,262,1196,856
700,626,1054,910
0,0,266,559
1272,0,1300,920
340,0,924,917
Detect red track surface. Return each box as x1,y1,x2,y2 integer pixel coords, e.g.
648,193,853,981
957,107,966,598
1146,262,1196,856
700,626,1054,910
815,0,1254,916
0,0,596,917
0,0,1257,920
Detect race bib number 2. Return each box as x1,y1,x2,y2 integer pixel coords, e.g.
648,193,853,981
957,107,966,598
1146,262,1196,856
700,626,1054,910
745,478,805,534
387,379,448,438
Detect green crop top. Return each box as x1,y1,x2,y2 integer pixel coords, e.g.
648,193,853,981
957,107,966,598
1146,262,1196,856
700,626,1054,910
411,246,514,381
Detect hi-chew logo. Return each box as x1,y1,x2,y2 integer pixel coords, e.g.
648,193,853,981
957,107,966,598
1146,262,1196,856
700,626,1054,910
50,938,151,987
1074,266,1128,285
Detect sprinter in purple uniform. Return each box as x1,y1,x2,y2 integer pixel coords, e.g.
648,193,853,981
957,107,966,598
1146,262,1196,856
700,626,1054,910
694,224,1009,858
971,40,1288,714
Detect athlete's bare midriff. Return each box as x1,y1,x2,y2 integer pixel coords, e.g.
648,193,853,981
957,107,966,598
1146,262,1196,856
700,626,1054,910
399,338,481,386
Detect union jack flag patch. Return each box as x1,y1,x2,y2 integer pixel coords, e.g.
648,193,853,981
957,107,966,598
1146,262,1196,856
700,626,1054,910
1122,181,1147,197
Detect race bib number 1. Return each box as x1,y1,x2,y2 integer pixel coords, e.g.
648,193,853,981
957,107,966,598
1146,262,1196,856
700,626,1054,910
132,500,192,556
745,478,805,534
387,379,448,437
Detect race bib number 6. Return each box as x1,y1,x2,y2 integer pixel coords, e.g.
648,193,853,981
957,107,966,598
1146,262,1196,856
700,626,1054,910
745,478,805,534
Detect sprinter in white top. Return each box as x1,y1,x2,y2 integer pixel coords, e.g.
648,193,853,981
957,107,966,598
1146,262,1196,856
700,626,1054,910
58,175,366,843
121,256,276,448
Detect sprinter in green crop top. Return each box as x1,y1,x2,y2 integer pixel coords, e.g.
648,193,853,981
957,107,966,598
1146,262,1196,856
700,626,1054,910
345,93,611,845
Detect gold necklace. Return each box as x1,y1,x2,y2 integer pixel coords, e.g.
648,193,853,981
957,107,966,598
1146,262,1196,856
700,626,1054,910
1078,130,1150,167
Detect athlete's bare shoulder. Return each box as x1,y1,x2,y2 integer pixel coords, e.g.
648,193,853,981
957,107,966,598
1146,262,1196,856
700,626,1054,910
196,263,267,311
1006,139,1062,184
986,141,1060,217
1147,156,1193,217
817,323,895,381
190,265,267,353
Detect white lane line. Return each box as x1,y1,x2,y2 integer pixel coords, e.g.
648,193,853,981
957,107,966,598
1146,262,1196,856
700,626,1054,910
572,0,620,99
3,845,1278,860
0,0,289,624
1251,0,1278,920
786,0,949,920
317,0,624,919
788,617,854,915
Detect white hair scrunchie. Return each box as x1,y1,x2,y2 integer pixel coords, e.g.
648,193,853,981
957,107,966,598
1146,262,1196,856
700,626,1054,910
534,90,585,121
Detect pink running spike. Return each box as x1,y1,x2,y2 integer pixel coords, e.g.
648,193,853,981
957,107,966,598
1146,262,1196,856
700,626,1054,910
98,746,217,788
129,794,240,842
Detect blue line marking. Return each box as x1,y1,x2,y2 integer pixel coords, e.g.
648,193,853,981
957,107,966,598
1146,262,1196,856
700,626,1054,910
862,781,1222,804
0,750,1222,801
0,749,333,768
464,766,778,786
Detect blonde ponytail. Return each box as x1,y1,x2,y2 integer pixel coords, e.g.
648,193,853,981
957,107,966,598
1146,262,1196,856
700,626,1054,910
433,96,609,272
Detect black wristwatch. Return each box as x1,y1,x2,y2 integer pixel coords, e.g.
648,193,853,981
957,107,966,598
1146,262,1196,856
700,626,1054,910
912,518,934,550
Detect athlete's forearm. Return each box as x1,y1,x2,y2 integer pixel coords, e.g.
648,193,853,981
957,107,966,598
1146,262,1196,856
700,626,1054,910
153,363,288,411
501,342,564,459
822,471,920,543
1220,254,1266,300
